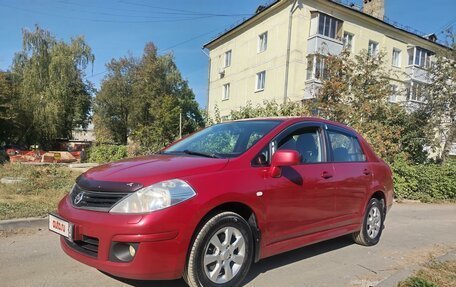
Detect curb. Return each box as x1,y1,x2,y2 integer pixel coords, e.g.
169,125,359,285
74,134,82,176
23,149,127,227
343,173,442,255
0,216,48,231
376,250,456,287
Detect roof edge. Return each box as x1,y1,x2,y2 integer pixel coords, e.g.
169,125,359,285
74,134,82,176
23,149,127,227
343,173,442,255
203,0,451,51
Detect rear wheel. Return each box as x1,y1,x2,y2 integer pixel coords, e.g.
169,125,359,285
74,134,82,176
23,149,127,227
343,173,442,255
184,212,253,287
353,198,384,246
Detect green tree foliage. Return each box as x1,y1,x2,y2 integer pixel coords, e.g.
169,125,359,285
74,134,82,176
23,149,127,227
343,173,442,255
307,50,424,162
0,71,21,144
392,154,456,201
87,144,128,163
422,32,456,163
11,25,94,148
94,43,204,153
229,101,307,120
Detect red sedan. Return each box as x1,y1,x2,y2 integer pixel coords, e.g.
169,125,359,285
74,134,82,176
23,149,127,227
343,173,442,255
49,117,393,287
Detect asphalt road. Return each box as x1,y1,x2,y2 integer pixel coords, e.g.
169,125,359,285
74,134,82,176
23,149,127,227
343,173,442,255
1,203,455,287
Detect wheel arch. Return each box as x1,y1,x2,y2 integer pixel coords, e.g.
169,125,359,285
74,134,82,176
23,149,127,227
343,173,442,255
188,201,262,265
370,190,386,213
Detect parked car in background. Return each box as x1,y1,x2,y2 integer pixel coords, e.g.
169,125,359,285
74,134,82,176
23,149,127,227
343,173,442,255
49,117,394,287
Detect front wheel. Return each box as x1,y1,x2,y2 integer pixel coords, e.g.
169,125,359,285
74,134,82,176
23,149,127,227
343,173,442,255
184,212,253,287
353,198,384,246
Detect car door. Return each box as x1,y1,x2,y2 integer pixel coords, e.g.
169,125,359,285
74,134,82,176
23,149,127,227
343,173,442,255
326,127,371,226
261,123,338,245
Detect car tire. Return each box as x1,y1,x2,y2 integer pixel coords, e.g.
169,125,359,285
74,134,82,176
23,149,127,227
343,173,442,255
184,211,253,287
353,198,384,246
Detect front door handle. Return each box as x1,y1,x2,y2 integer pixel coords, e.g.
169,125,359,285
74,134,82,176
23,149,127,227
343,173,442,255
321,171,333,179
363,169,371,175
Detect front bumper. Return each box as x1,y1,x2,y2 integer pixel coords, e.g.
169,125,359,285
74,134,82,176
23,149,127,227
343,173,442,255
56,195,194,280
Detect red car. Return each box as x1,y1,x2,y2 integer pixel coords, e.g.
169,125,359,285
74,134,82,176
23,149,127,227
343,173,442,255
49,117,393,287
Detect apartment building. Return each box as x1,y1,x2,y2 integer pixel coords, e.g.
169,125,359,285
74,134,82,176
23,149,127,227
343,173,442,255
203,0,447,119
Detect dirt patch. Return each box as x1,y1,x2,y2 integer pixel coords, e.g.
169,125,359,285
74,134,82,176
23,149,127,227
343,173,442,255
0,227,41,238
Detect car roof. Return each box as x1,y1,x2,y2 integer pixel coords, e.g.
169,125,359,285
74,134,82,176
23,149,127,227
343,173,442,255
231,117,357,134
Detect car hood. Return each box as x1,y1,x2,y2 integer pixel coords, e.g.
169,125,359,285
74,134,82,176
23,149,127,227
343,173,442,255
77,154,229,192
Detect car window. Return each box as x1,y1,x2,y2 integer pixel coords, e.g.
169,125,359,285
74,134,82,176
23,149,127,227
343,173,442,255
328,130,366,162
165,120,280,158
277,128,323,163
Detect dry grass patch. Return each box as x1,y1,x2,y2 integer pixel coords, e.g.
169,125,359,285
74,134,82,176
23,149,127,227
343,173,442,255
0,163,80,220
398,260,456,287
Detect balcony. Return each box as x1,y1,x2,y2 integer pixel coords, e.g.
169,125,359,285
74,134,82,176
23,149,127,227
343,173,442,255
304,80,322,99
405,65,431,83
307,35,343,56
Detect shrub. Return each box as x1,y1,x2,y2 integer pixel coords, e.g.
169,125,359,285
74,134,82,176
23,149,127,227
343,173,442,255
392,155,456,201
87,144,128,163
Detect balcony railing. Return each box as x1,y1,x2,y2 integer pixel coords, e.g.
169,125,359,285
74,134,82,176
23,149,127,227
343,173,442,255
405,65,431,83
307,34,343,56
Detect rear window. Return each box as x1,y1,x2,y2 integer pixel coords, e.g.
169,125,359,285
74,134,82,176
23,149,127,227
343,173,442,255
328,130,366,162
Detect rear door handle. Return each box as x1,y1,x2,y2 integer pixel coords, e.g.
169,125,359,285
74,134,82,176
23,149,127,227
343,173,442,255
363,169,371,175
321,171,333,179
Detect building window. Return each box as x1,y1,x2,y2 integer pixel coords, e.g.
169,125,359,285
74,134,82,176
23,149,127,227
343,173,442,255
392,48,401,67
306,55,328,81
408,47,433,69
389,84,398,102
316,13,342,39
407,81,426,102
343,32,354,52
258,32,268,53
222,83,230,101
368,40,379,57
256,71,266,91
224,50,232,68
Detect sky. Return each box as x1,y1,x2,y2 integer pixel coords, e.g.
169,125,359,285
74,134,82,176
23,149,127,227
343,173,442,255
1,0,455,108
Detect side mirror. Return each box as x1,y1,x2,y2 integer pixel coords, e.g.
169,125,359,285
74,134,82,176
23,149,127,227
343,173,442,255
270,150,300,178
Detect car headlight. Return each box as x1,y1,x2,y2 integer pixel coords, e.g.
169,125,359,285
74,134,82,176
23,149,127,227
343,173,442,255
110,179,196,214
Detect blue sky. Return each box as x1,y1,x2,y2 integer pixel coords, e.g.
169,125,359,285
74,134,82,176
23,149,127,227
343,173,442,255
1,0,455,108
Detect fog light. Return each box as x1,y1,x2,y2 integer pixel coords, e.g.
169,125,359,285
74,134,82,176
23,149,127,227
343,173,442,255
129,244,136,257
109,242,138,262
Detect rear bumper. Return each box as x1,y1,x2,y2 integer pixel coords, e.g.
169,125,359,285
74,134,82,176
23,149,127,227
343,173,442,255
56,196,194,280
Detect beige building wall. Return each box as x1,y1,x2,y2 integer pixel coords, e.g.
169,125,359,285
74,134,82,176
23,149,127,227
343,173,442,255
205,0,445,118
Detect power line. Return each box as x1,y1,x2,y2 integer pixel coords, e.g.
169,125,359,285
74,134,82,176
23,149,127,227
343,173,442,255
57,0,251,18
0,2,219,24
87,28,222,79
117,0,252,17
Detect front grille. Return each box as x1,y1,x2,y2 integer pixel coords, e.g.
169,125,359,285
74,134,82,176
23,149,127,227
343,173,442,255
70,185,128,212
65,235,99,258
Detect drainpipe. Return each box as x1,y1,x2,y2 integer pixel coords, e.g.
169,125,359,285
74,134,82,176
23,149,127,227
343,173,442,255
283,0,299,104
202,48,211,115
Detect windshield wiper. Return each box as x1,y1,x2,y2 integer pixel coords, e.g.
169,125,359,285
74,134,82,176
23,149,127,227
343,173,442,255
182,150,220,158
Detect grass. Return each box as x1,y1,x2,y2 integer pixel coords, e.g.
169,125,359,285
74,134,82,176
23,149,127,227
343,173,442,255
0,163,80,220
398,260,456,287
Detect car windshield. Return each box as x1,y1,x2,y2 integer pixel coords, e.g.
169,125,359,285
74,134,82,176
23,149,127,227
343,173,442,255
163,120,281,158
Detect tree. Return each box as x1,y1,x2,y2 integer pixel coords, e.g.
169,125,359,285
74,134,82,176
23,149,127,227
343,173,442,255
423,31,456,162
307,50,415,162
93,56,136,144
11,25,94,148
94,43,204,153
0,71,20,144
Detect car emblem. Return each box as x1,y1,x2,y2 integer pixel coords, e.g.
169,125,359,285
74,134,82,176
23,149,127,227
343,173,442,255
74,192,84,205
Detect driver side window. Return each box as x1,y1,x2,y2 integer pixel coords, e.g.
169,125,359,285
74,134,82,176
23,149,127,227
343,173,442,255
277,128,323,163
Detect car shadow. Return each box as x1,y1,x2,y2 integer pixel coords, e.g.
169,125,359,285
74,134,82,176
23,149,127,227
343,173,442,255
242,235,354,285
103,235,354,287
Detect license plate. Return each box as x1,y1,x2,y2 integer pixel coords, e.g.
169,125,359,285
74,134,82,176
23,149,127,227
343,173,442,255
49,213,73,240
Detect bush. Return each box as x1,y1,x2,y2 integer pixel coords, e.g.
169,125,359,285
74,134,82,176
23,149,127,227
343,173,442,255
392,155,456,201
87,144,128,163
